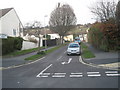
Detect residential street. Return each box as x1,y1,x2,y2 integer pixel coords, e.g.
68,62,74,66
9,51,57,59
2,45,119,88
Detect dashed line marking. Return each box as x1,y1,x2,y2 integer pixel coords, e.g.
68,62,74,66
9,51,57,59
71,73,83,74
70,75,83,77
106,74,120,76
87,72,100,74
105,71,118,73
88,74,101,77
57,56,62,61
52,75,65,78
41,73,51,75
54,73,66,75
40,76,49,77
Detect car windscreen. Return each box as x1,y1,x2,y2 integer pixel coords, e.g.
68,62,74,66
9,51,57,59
69,44,79,48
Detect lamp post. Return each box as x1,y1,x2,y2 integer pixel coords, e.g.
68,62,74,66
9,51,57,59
44,15,48,49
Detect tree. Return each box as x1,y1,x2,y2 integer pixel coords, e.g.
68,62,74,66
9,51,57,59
116,1,120,30
49,3,77,44
116,1,120,50
24,21,42,52
90,0,116,22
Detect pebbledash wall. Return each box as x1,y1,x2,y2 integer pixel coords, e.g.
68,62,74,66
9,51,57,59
0,8,23,37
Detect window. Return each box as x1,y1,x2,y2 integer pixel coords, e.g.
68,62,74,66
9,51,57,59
13,29,16,36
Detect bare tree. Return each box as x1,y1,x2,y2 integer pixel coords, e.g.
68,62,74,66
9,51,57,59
24,21,42,52
116,1,120,30
89,0,116,22
49,3,77,44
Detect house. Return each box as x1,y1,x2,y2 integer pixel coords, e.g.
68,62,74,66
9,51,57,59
0,8,23,37
64,35,73,42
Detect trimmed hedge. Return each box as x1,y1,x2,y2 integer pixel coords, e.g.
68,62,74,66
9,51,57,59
1,37,23,55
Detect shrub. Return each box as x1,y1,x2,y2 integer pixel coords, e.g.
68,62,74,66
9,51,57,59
1,37,23,55
14,37,23,50
2,37,14,55
88,22,118,51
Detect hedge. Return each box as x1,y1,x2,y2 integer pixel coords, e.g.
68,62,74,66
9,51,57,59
88,22,118,51
1,37,23,55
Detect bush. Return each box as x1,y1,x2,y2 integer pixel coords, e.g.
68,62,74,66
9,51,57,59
1,37,23,55
2,37,14,55
88,22,118,51
14,37,23,50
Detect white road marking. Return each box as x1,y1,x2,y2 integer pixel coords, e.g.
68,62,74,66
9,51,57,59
61,62,66,64
41,73,51,75
54,73,66,75
61,58,72,65
68,58,72,63
57,56,62,61
70,75,83,77
52,75,65,77
36,64,52,77
106,74,120,76
40,76,48,77
71,73,82,74
87,72,100,74
88,74,101,77
105,71,118,73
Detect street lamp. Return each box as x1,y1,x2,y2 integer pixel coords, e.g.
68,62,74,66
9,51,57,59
44,15,48,49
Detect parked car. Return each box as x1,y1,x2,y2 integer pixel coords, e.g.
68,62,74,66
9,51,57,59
67,42,81,55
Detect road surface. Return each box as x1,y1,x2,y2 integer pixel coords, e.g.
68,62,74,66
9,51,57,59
2,45,119,88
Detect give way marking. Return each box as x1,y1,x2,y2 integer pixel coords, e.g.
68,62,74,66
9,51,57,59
61,58,72,65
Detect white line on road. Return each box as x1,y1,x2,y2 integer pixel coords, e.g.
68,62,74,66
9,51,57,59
57,56,62,61
41,73,51,75
39,76,49,77
71,73,83,74
105,71,118,73
70,75,83,77
36,64,52,77
68,58,72,63
106,74,120,76
61,58,72,65
87,72,100,74
88,74,101,77
52,75,65,78
54,73,66,75
61,62,66,64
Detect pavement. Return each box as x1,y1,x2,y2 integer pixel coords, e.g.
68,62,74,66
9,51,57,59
2,46,56,69
81,42,120,70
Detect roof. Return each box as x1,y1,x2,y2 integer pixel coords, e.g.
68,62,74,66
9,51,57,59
0,8,13,18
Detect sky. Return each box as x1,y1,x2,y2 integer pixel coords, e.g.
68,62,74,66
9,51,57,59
0,0,118,26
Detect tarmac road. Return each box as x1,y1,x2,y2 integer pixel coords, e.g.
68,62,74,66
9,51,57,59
2,45,119,88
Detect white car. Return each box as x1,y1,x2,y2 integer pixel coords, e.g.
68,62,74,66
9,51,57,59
67,42,81,55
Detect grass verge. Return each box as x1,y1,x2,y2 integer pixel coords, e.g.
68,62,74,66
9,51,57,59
81,43,95,59
25,44,67,61
3,47,45,57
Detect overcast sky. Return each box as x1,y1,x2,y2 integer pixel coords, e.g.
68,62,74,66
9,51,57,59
0,0,118,26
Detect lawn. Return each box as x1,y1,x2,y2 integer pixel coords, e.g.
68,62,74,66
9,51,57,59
81,43,95,59
25,44,67,60
3,47,45,57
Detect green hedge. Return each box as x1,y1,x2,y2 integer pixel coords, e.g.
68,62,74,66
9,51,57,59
88,27,109,51
1,37,23,55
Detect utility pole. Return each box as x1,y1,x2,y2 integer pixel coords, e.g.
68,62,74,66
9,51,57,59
44,15,48,49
